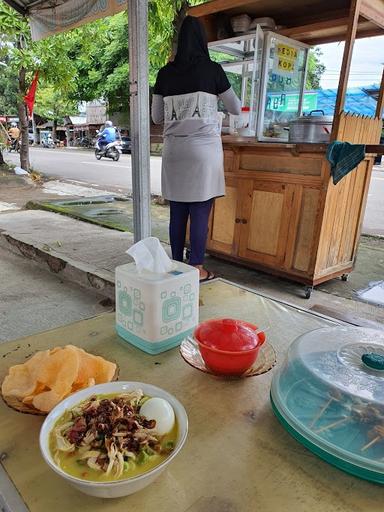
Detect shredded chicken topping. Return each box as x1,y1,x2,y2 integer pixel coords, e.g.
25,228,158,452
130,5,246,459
53,391,169,479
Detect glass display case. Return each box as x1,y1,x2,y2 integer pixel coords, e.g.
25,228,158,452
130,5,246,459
208,29,309,141
208,28,264,136
258,32,309,142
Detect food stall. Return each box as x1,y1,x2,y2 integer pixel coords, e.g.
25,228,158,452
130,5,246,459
189,0,384,297
2,2,384,510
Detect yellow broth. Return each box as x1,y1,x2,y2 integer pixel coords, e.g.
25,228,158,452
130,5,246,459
49,394,178,482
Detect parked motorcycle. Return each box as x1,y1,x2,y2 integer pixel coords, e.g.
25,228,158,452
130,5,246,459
41,137,56,149
8,138,20,153
94,139,122,161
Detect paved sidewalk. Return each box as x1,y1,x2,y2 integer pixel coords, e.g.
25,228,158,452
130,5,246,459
0,246,112,342
0,210,133,299
1,164,383,334
0,209,383,327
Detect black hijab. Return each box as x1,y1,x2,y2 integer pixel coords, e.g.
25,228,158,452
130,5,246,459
172,16,210,69
153,16,230,97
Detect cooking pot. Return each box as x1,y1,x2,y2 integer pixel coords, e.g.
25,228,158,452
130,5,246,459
287,110,333,143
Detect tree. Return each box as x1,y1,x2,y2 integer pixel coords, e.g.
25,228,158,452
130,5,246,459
34,85,78,140
306,48,326,90
0,3,31,170
68,1,205,115
0,0,80,170
0,59,18,115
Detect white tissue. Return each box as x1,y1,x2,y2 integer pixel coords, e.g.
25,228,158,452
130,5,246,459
14,166,29,175
126,237,174,274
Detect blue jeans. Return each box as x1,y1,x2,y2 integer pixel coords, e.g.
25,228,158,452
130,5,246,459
98,139,109,149
169,199,213,265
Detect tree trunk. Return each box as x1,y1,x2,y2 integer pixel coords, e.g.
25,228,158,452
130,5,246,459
18,66,30,172
0,149,4,166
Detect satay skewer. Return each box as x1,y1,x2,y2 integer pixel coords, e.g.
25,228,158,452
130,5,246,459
310,393,341,428
361,425,384,452
361,436,381,452
314,416,349,434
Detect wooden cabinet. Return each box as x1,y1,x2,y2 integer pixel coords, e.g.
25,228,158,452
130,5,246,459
209,176,240,256
206,138,376,286
238,181,295,267
208,177,321,281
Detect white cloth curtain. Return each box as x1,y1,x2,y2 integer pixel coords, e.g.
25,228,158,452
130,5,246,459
30,0,126,40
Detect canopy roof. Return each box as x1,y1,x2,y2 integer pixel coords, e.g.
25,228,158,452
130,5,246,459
3,0,126,40
189,0,384,45
4,0,100,15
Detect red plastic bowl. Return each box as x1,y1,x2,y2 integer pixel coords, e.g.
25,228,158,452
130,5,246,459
194,318,266,376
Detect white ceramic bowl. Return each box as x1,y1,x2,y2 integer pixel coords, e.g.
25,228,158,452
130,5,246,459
39,381,188,498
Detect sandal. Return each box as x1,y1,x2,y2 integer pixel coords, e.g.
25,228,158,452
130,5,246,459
199,271,216,283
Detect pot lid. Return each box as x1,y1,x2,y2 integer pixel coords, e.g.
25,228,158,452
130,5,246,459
271,326,384,481
291,109,333,124
194,318,263,352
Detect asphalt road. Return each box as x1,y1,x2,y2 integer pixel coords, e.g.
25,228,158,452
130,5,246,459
5,147,162,195
5,147,383,236
364,166,384,237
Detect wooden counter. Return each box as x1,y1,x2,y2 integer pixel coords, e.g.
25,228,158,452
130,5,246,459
207,118,382,292
221,136,326,152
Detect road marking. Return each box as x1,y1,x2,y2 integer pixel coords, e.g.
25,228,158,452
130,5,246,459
29,149,77,155
80,161,128,168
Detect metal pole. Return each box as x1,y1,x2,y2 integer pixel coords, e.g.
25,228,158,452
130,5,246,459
128,0,151,242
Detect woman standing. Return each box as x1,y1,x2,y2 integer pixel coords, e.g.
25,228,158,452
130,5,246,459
152,16,241,281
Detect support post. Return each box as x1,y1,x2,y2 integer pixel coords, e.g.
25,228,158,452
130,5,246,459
331,0,362,139
375,68,384,119
128,0,151,242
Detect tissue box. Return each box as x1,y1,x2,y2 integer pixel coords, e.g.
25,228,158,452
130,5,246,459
115,261,199,354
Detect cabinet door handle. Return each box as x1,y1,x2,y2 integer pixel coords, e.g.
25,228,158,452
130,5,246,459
235,218,241,223
241,219,248,224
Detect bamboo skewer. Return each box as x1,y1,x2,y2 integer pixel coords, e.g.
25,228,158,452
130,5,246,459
361,425,384,452
361,436,381,452
314,417,349,434
310,396,337,428
309,395,340,428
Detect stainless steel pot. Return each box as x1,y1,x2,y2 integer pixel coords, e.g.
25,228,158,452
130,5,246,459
288,110,333,143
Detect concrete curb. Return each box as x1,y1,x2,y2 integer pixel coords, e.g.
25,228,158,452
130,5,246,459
0,231,115,300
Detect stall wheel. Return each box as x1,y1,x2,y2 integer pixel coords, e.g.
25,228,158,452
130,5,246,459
341,273,349,282
304,286,313,299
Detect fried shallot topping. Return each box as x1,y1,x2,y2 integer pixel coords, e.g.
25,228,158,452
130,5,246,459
54,391,163,478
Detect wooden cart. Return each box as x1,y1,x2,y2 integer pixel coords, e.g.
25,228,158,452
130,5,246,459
189,0,384,297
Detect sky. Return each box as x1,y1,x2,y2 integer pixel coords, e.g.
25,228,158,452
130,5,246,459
318,36,384,90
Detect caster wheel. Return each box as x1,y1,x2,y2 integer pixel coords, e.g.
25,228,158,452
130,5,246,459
341,274,349,282
304,287,312,299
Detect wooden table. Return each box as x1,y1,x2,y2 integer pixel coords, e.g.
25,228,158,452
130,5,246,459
1,280,383,511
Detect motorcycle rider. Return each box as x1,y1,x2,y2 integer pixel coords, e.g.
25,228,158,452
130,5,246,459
42,133,54,148
8,122,20,151
98,121,116,151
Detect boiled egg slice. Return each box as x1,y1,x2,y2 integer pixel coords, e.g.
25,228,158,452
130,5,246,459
140,397,175,435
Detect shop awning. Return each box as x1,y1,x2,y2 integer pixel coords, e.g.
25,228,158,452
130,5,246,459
3,0,151,242
4,0,126,40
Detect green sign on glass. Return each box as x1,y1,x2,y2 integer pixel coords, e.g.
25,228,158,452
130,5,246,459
266,93,318,112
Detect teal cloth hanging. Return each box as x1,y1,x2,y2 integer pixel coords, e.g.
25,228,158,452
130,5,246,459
326,141,366,185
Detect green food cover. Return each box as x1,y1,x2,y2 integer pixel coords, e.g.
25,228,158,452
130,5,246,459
271,326,384,483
